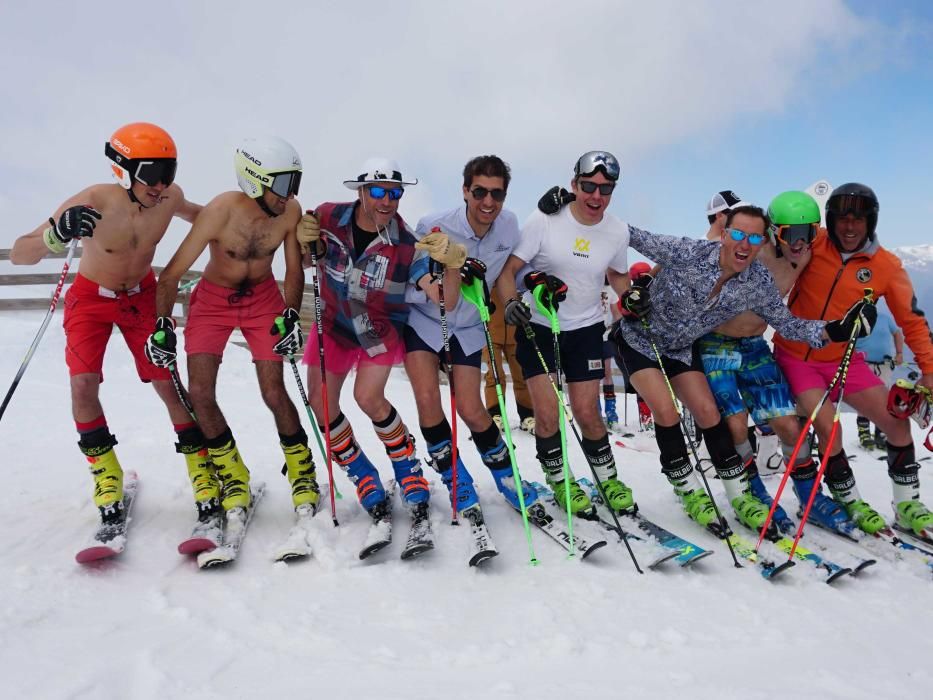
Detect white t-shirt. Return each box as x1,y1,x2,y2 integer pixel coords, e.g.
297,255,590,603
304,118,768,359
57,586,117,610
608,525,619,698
513,206,630,330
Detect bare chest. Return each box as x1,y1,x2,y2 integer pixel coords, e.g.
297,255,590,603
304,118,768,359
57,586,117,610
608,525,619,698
222,219,284,261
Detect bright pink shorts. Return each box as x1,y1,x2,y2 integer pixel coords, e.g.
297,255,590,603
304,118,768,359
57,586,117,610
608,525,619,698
63,270,170,383
184,276,284,362
774,346,882,401
301,324,404,375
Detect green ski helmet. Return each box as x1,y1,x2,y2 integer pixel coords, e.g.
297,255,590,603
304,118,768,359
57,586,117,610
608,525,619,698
767,190,820,251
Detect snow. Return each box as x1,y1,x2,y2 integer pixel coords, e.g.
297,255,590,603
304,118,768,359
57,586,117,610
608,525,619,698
2,311,933,700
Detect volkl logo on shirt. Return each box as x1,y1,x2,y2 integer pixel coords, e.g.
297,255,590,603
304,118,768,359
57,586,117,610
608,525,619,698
573,238,591,258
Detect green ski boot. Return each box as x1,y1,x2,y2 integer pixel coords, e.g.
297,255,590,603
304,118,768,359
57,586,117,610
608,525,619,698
895,499,933,536
679,488,718,527
731,492,772,532
842,499,886,534
599,476,635,514
549,478,593,515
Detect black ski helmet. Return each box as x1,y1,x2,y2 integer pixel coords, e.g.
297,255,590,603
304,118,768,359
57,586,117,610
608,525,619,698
825,182,879,248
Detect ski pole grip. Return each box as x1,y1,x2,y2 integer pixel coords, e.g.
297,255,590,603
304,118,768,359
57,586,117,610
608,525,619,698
275,316,286,336
155,330,165,344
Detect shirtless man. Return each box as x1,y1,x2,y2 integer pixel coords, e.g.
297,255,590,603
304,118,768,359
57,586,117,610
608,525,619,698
10,122,201,525
697,190,851,532
149,136,317,522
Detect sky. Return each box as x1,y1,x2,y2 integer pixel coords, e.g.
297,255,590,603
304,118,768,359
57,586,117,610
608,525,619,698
1,0,931,273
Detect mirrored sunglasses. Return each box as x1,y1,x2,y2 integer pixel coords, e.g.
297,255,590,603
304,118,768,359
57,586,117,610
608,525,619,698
727,228,765,246
366,185,404,200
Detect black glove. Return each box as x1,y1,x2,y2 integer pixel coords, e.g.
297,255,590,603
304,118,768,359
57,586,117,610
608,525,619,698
632,272,654,290
537,186,575,215
51,205,102,243
271,307,304,356
524,270,567,310
145,317,178,368
459,257,487,285
618,286,650,318
825,300,877,342
504,298,532,326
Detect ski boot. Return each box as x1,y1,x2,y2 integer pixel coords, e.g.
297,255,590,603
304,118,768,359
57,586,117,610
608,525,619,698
184,450,222,521
839,499,887,534
491,414,504,432
731,492,776,536
604,397,618,429
519,416,536,435
489,466,537,510
857,423,875,450
598,476,635,514
748,473,794,534
281,441,321,511
80,429,125,523
208,438,252,511
679,489,721,530
391,449,430,508
894,499,933,537
874,428,887,452
439,461,479,513
343,452,388,515
791,476,854,535
548,477,593,515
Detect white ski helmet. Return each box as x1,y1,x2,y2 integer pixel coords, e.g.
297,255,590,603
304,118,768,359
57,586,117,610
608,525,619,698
234,136,302,199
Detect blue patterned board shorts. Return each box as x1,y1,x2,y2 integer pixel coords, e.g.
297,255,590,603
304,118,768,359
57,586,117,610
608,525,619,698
697,333,796,424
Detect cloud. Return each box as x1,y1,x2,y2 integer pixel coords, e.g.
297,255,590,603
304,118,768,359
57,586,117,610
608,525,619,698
1,0,869,259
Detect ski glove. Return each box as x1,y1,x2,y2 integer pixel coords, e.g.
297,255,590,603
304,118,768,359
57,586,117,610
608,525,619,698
145,317,178,368
632,271,654,289
271,307,304,356
504,298,532,326
524,271,567,310
459,257,487,285
43,205,101,253
537,186,575,215
417,229,467,268
296,211,321,253
617,287,650,319
824,300,877,342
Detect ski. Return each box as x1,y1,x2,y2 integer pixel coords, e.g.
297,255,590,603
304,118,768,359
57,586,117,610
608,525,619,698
75,471,139,564
359,481,396,560
806,518,933,572
517,497,607,559
178,511,223,555
400,501,434,560
197,483,266,569
613,439,656,454
892,523,933,548
534,481,678,569
462,504,498,566
579,477,713,567
726,531,796,580
272,503,318,562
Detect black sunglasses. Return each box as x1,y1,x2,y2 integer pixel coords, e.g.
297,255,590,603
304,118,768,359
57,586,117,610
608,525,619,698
578,180,615,195
470,187,507,202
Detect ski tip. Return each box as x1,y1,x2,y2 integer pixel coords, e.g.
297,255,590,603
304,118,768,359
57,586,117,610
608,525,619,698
75,546,120,564
177,538,218,556
469,549,499,567
580,539,609,559
826,568,854,584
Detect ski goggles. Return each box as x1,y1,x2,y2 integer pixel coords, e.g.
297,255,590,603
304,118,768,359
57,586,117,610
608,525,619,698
105,143,178,187
771,222,817,247
578,180,616,195
366,185,404,201
574,150,621,181
888,380,924,420
269,170,302,198
469,186,507,202
727,228,765,246
827,194,875,218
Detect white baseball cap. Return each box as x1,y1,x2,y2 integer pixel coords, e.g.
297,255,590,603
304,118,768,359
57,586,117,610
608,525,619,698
706,190,751,217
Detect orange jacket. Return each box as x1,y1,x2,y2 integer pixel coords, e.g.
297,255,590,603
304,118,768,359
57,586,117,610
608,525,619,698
773,231,933,374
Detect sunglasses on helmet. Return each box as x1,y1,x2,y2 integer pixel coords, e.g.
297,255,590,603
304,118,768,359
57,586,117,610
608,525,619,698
574,150,621,181
366,185,404,201
469,186,507,202
772,222,817,247
578,180,616,195
269,171,301,198
828,194,874,218
727,228,765,246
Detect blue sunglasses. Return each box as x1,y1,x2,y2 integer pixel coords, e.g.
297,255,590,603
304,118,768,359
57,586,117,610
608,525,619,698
366,185,404,201
727,228,765,246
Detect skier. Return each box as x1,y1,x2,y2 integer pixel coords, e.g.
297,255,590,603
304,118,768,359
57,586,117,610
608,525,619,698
405,154,537,513
495,150,634,515
605,204,869,535
695,190,852,533
774,183,933,537
854,310,904,449
10,122,201,525
295,158,456,518
148,136,317,522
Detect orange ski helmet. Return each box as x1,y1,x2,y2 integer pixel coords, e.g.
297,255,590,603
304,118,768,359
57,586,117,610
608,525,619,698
104,122,178,189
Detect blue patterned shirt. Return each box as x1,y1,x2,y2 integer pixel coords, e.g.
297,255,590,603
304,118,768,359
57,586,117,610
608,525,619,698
618,227,827,364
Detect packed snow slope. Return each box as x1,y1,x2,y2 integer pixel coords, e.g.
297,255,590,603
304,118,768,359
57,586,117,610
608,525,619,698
2,312,932,700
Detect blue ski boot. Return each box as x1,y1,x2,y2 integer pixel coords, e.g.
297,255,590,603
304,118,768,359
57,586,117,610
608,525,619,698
390,440,430,507
344,452,388,514
792,475,855,535
439,460,479,513
748,473,794,535
604,397,618,428
478,439,537,509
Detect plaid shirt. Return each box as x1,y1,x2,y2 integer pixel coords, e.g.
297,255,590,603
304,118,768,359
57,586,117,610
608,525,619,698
618,226,827,365
313,201,417,357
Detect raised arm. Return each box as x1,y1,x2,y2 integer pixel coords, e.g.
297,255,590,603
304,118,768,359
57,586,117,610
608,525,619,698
156,202,227,318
